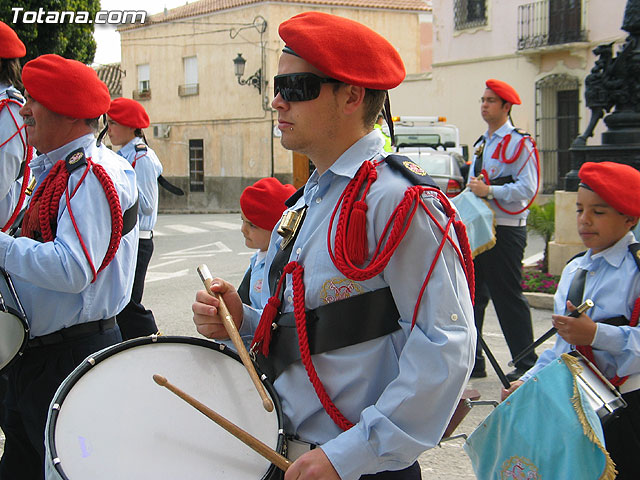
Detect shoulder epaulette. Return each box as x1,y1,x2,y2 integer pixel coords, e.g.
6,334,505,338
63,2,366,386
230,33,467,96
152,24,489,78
384,154,438,188
566,250,586,264
135,143,148,153
65,148,88,174
513,127,532,138
6,90,24,104
629,243,640,271
473,135,484,147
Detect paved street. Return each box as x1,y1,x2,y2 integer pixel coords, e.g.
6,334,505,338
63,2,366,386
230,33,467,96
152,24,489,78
2,213,553,477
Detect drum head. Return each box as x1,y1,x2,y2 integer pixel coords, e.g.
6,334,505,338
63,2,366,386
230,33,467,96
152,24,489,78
0,311,27,374
47,337,282,480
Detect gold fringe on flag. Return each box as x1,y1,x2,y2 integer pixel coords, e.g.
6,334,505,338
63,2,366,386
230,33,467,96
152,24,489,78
561,353,617,480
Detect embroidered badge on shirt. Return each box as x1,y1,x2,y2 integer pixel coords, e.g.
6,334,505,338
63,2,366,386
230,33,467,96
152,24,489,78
402,160,427,176
254,278,263,293
321,278,364,304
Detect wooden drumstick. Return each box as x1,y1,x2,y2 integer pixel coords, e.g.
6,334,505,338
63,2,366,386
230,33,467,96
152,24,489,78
153,374,291,472
197,264,274,412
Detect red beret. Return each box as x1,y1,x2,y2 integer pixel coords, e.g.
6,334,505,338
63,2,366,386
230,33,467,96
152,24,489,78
486,79,521,105
279,11,405,90
579,162,640,216
22,54,111,119
108,98,150,129
240,178,297,231
0,22,25,58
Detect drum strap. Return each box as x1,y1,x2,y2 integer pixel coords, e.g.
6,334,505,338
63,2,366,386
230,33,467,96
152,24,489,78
255,287,400,382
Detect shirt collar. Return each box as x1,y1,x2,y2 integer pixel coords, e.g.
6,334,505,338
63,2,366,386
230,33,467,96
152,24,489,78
582,231,636,269
118,137,143,159
31,133,96,177
484,119,514,141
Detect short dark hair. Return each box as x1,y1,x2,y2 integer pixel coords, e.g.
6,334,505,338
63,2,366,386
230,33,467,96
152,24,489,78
134,128,144,138
0,58,23,91
85,117,99,130
363,89,387,129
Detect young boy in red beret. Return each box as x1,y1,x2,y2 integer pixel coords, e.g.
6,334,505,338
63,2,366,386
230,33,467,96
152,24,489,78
193,11,476,480
238,177,296,309
107,97,162,340
502,161,640,478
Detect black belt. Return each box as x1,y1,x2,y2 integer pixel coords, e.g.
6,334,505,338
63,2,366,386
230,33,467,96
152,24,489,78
27,318,116,348
256,287,401,382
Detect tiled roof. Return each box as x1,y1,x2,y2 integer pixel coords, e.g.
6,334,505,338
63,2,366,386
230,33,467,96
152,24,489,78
94,63,123,98
120,0,430,30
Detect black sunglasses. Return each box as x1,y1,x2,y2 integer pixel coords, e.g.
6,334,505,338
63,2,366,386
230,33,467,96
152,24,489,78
273,73,342,102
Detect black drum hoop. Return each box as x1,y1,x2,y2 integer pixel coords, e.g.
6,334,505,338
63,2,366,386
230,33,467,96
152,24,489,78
47,335,285,480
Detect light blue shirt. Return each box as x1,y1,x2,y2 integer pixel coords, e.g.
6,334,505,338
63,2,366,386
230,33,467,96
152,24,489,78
247,249,266,309
520,231,640,383
118,137,162,232
0,133,138,337
468,120,538,224
240,131,476,479
0,83,28,226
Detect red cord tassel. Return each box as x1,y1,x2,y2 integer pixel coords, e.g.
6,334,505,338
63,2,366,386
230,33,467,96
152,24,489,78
346,200,368,265
252,296,281,356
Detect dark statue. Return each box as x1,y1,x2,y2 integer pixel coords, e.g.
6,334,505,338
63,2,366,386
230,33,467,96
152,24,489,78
566,0,640,190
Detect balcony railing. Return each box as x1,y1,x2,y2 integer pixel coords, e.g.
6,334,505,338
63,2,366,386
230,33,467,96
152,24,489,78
518,0,587,51
178,83,199,97
132,89,151,100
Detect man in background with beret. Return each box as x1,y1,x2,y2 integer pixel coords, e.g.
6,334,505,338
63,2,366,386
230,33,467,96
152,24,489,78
107,97,162,340
467,79,539,381
0,54,138,478
193,11,475,480
0,21,31,231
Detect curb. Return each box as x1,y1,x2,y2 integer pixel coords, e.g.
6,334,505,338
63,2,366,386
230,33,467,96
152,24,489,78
524,292,554,310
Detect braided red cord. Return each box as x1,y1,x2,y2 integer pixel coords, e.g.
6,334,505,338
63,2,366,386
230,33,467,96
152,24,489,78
288,260,355,431
21,157,123,282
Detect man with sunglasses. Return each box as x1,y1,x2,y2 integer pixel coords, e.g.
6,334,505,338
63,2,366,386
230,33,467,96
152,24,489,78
193,11,475,480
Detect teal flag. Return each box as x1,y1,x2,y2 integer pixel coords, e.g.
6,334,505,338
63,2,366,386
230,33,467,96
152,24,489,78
464,354,616,479
450,190,495,258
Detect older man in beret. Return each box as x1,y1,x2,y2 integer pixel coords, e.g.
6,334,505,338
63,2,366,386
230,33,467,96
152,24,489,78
193,11,475,480
467,79,540,381
0,54,138,478
0,21,31,231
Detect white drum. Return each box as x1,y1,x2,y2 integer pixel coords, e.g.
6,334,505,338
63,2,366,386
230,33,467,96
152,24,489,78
45,336,284,480
0,267,28,374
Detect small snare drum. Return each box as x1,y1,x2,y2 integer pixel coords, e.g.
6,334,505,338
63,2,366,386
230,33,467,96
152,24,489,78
570,351,627,424
45,336,284,480
0,267,28,374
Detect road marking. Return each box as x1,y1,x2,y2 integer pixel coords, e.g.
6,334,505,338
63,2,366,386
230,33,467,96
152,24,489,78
161,241,233,259
201,221,241,230
146,269,190,283
149,258,184,269
164,224,209,234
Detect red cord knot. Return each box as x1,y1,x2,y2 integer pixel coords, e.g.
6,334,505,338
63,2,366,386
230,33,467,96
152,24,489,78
251,296,281,356
346,200,368,265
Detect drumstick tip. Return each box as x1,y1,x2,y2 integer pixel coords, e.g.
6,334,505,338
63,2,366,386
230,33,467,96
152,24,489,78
263,398,274,412
153,374,168,386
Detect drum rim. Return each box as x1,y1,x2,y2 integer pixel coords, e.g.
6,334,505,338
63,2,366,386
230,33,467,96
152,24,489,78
0,268,29,376
46,335,285,480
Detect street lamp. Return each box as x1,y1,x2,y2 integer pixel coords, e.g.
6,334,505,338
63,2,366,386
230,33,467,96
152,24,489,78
233,53,262,93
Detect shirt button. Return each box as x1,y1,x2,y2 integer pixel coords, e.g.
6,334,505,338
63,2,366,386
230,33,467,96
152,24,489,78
315,197,322,203
451,313,458,322
296,248,302,255
287,296,293,303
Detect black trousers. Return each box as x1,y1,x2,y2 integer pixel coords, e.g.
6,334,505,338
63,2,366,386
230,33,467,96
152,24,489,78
603,389,640,479
116,238,158,340
473,225,537,371
360,461,421,479
0,326,121,480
